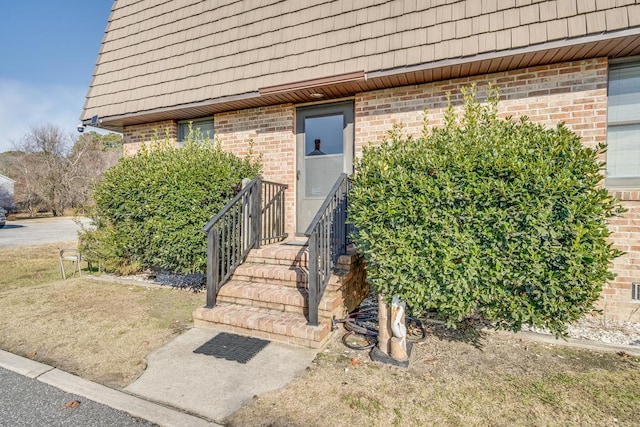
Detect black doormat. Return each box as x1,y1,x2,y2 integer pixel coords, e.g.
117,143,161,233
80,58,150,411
193,332,270,364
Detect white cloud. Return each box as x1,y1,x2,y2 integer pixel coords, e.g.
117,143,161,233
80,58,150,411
0,80,90,152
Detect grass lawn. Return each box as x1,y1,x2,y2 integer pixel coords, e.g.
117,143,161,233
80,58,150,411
0,242,204,388
1,243,639,426
228,327,640,427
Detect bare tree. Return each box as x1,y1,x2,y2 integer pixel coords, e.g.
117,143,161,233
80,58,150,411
67,132,121,212
13,125,72,215
11,152,45,216
6,125,122,216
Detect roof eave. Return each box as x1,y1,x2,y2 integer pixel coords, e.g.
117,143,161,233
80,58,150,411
85,29,640,131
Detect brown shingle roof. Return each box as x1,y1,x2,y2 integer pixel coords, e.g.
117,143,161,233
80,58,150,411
82,0,640,126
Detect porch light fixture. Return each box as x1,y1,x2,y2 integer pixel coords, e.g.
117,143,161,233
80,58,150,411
309,92,324,98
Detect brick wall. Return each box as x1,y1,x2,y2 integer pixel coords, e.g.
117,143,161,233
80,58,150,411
119,58,640,322
355,58,608,154
122,120,178,156
214,104,296,235
605,194,640,322
355,57,639,322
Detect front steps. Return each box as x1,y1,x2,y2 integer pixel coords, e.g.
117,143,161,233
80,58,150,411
193,241,367,349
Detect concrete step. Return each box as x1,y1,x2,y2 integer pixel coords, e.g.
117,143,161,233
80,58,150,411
245,242,360,271
245,243,309,268
191,241,366,349
233,261,358,293
217,280,343,318
193,304,331,349
217,280,307,313
232,263,308,288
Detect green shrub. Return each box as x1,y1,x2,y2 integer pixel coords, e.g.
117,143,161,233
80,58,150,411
79,128,261,275
348,86,623,335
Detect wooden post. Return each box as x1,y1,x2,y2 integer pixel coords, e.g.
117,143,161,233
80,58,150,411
377,294,391,355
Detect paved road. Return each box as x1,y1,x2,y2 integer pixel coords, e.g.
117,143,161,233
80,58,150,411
0,217,91,247
0,367,155,427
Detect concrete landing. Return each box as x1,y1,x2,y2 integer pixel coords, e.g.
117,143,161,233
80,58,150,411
125,327,317,424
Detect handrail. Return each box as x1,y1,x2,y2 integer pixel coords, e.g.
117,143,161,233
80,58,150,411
305,173,353,325
203,178,288,308
203,178,260,233
260,180,289,245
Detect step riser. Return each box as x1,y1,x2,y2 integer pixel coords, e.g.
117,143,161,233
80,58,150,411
233,264,355,290
216,296,340,319
245,244,310,267
248,243,358,265
217,295,303,314
193,305,330,349
232,271,350,291
245,255,309,268
231,273,346,292
231,274,306,288
217,289,344,319
245,254,357,270
232,263,308,287
194,319,328,349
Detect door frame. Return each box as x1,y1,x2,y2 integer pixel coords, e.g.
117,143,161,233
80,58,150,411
295,100,354,234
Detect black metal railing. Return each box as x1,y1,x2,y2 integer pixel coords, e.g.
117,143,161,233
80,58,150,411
305,173,353,326
260,180,288,245
202,178,288,308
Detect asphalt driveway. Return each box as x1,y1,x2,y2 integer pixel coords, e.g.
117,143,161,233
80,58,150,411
0,217,91,247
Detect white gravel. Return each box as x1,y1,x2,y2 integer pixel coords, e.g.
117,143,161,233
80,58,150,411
527,316,640,348
566,317,640,347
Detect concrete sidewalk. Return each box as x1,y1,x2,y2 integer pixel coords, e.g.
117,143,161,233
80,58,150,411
1,328,318,426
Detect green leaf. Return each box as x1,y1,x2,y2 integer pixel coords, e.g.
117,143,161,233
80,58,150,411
348,84,623,335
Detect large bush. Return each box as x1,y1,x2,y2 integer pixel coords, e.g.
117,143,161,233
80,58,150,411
80,131,261,275
349,86,623,335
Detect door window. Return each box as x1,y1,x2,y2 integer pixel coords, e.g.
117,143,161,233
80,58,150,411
304,114,344,198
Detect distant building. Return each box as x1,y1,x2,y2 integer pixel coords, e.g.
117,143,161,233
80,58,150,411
0,173,14,211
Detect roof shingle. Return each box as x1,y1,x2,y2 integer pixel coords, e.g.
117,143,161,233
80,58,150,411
82,0,640,122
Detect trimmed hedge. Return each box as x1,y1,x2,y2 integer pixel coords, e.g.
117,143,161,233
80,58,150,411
348,86,623,335
79,131,261,275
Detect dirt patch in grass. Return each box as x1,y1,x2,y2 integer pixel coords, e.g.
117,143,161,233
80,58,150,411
0,244,204,389
227,326,640,427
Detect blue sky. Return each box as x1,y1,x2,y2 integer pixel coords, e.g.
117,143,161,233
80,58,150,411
0,1,114,153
